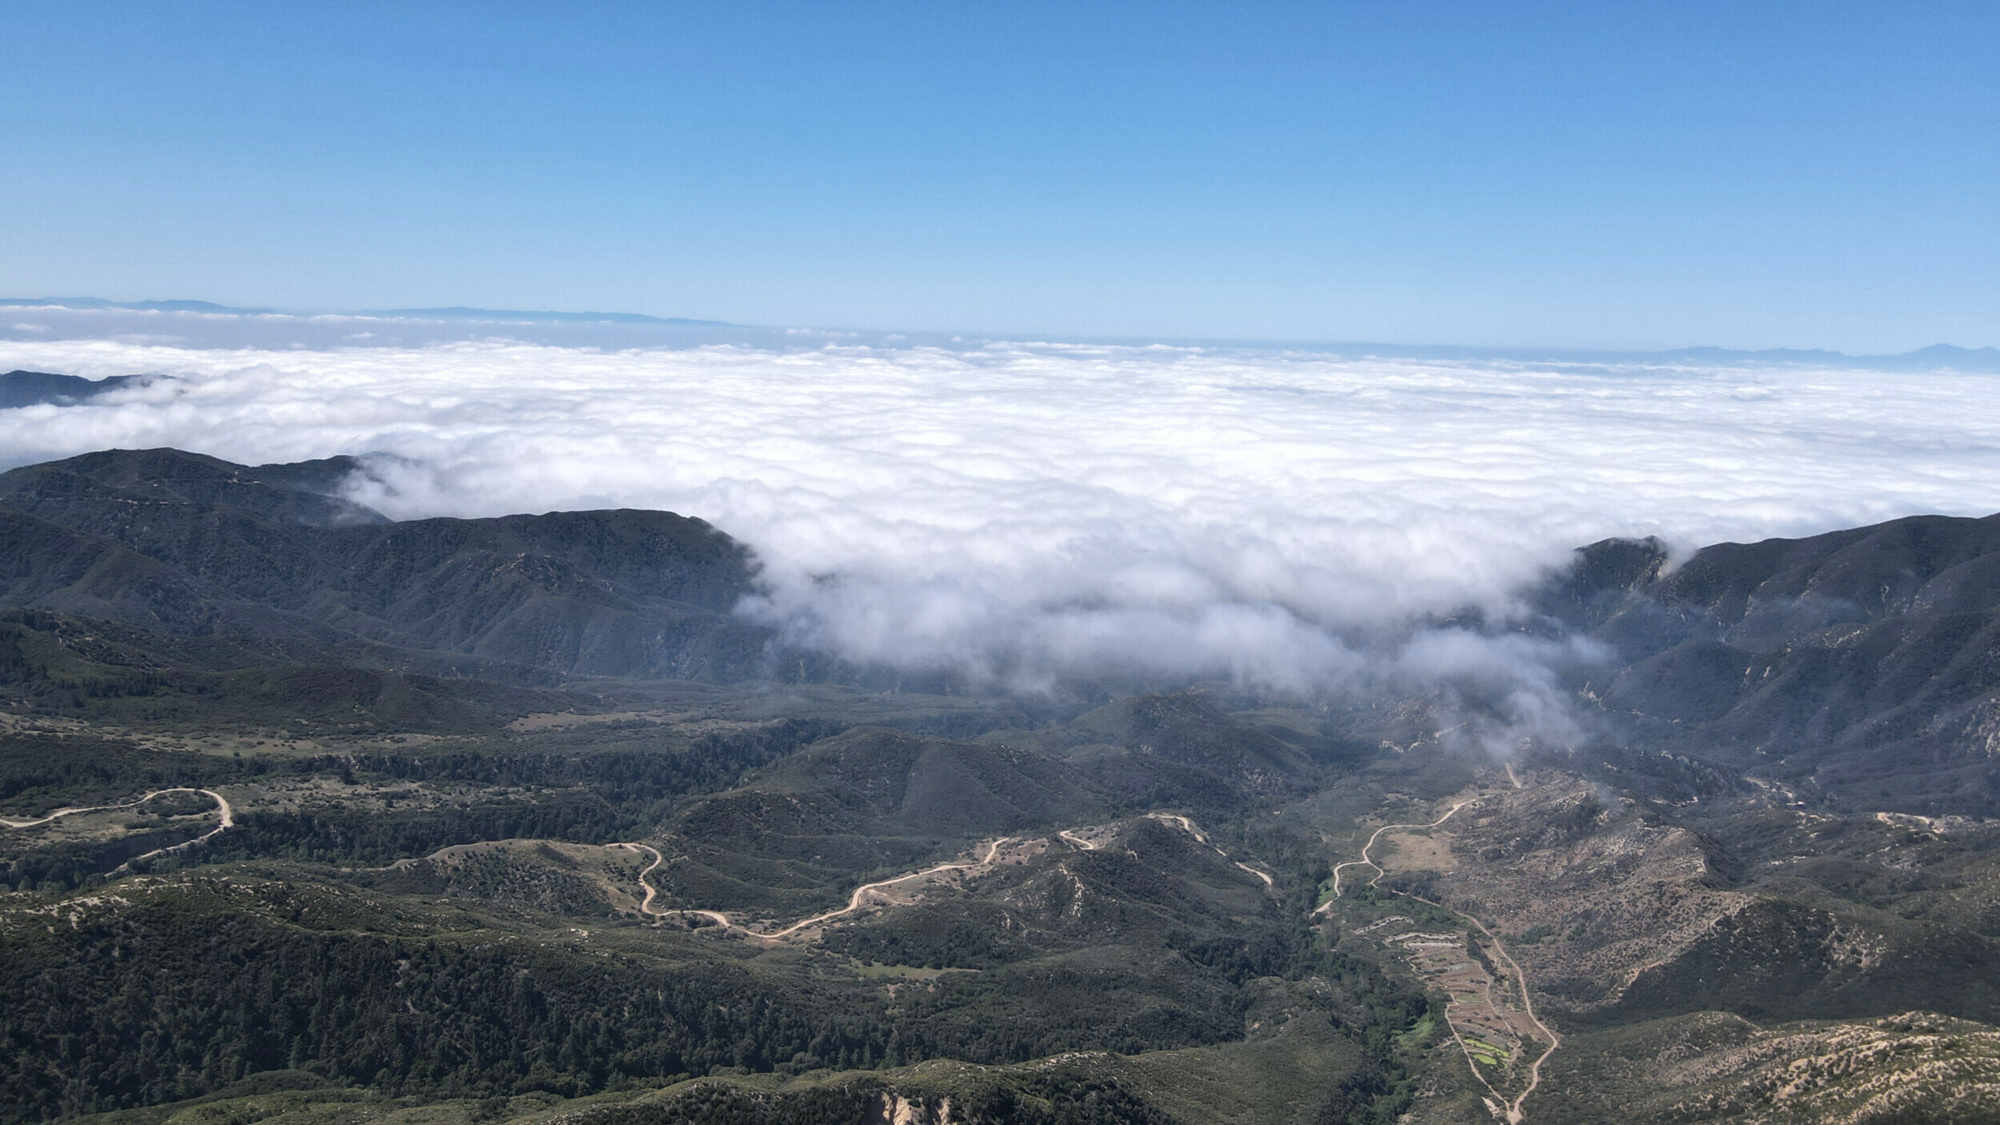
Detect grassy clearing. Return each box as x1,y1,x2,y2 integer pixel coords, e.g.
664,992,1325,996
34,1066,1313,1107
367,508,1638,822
1396,1011,1441,1052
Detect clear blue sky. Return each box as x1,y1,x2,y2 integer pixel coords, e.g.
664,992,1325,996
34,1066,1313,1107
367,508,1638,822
4,2,1994,351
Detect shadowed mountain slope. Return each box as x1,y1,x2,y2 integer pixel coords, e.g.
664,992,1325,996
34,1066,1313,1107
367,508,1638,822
1538,513,2000,814
0,449,770,680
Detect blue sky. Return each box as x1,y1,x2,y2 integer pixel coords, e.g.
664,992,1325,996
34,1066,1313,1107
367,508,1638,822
4,2,1994,350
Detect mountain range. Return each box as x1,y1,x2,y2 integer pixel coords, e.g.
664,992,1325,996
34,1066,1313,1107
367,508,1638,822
4,444,1995,815
2,446,1998,1125
0,300,729,328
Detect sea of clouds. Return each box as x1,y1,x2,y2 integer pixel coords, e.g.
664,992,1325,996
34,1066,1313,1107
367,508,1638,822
3,332,1997,748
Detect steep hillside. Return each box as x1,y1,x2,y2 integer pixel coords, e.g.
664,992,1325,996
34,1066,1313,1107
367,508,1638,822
0,450,769,680
1535,515,2000,814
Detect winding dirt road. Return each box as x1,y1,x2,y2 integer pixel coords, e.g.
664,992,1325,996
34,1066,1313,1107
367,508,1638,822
1447,905,1562,1124
1145,812,1208,841
1234,861,1274,886
628,813,1272,943
622,836,1015,941
616,843,667,913
1330,800,1474,898
1,788,234,867
1329,798,1559,1124
1142,812,1275,885
1058,829,1097,851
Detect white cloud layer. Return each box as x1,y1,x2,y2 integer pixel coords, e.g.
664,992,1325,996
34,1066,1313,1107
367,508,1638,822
3,336,1998,734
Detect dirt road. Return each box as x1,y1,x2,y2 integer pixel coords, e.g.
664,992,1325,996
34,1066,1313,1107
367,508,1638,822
2,788,235,866
1058,829,1098,850
1329,798,1559,1123
1142,812,1275,885
623,836,1015,941
1451,907,1561,1124
1330,799,1474,898
631,813,1270,943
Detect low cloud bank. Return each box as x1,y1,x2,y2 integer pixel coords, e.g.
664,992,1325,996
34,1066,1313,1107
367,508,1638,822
4,336,1997,750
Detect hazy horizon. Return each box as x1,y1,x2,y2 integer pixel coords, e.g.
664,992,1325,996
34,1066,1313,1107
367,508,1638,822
4,295,1996,361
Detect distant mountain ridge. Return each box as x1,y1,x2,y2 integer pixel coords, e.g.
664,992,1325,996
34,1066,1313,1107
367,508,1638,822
0,297,731,328
0,298,279,314
355,306,731,327
2,297,1991,367
1649,341,2000,372
1305,339,2000,372
0,370,152,409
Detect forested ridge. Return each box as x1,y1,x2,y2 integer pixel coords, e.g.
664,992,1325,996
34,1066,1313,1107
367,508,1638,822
0,871,1432,1123
2,886,885,1119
